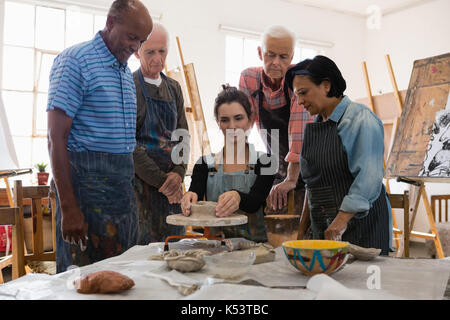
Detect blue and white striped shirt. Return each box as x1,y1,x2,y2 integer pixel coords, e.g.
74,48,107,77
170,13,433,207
47,31,137,154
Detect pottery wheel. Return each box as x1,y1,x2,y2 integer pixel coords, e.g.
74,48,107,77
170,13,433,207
166,201,248,227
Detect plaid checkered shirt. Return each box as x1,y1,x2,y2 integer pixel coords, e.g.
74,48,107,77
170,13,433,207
239,66,315,163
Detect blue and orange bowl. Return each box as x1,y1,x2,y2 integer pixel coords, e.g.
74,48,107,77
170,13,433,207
282,240,350,276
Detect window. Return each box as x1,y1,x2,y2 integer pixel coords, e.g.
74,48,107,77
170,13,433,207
225,34,325,152
1,1,142,184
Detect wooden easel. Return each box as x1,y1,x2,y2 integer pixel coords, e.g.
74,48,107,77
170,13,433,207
0,170,33,207
2,178,13,207
166,37,211,176
364,54,446,259
385,54,443,259
165,37,212,235
362,57,403,252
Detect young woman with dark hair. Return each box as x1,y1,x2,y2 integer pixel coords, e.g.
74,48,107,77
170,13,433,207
180,85,275,242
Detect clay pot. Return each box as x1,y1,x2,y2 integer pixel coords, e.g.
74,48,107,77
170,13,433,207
264,214,300,248
37,172,49,185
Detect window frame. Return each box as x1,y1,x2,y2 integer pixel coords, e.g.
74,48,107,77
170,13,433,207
1,0,109,183
224,32,328,88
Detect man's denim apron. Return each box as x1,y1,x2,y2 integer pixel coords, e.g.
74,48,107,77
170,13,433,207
55,151,138,273
134,69,184,244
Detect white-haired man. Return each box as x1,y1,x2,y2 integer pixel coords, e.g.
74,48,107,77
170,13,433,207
239,25,314,215
133,23,189,244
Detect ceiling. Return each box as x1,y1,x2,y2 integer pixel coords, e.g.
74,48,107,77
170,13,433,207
280,0,437,17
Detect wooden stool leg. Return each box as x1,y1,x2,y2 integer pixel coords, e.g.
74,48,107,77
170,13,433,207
12,181,26,279
403,191,409,258
386,180,401,249
421,187,444,259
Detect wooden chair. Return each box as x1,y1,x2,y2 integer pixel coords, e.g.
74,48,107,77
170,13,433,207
0,181,26,283
0,180,57,283
431,195,450,223
389,191,410,258
0,205,24,283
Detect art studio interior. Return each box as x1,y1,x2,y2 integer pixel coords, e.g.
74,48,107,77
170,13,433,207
0,0,449,302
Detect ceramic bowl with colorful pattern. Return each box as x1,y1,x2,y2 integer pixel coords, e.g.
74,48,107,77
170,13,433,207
282,240,350,276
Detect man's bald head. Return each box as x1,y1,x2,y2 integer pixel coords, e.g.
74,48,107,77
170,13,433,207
108,0,146,21
102,0,153,64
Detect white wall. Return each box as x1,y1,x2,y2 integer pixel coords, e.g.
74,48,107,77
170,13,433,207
0,0,5,90
363,0,450,96
10,0,365,151
364,0,450,243
137,0,367,151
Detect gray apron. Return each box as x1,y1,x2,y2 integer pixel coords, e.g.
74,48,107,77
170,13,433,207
205,146,267,243
134,69,184,244
300,118,390,255
55,151,138,273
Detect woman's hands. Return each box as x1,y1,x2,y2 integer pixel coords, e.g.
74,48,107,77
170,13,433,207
180,191,198,216
181,190,241,217
324,211,355,241
216,191,241,217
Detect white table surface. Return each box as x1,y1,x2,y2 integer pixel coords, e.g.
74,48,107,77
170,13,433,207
1,242,449,300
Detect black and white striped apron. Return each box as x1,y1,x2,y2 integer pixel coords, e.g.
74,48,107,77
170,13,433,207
300,119,390,255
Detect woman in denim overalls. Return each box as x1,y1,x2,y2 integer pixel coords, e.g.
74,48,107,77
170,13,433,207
181,86,275,242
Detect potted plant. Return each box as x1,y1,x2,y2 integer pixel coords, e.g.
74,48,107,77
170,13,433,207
35,162,49,185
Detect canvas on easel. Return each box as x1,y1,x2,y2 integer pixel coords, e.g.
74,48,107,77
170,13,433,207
386,53,450,180
385,52,450,259
0,93,32,207
0,93,19,207
0,93,19,172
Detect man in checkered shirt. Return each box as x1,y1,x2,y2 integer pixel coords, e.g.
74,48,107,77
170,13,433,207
239,25,314,215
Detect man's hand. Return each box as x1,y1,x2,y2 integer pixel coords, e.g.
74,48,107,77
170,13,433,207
216,191,241,217
324,211,355,241
267,180,297,211
167,189,183,204
180,191,198,216
48,109,88,251
159,172,182,198
61,205,88,250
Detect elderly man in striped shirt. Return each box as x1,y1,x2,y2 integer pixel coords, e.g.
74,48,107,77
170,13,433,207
47,0,153,273
239,25,315,216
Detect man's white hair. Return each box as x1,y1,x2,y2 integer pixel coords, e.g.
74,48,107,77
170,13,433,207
148,22,170,48
260,25,296,52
